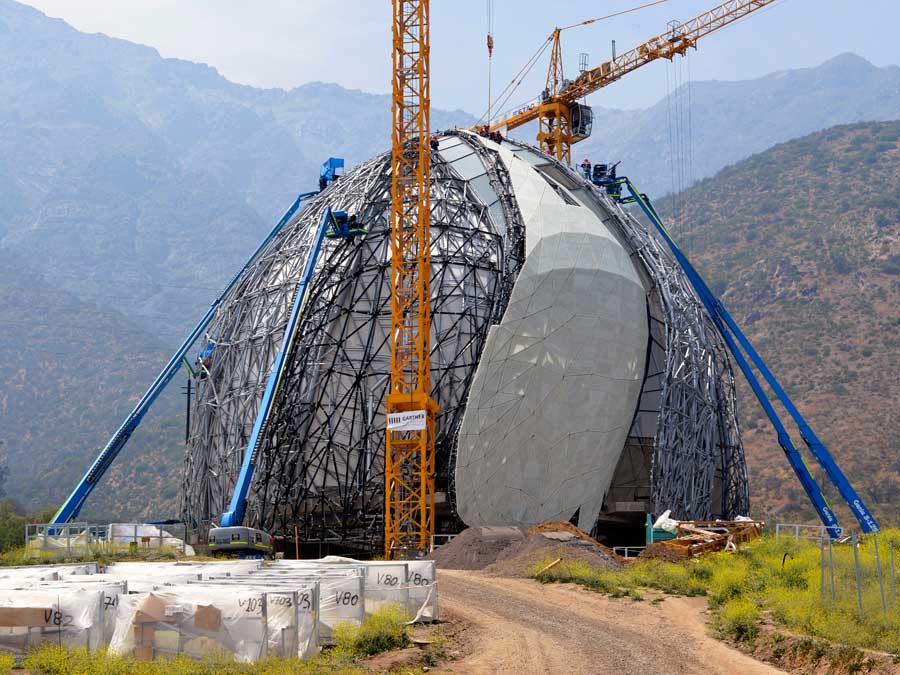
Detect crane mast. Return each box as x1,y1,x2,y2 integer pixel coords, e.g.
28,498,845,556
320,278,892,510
491,0,776,164
386,0,437,557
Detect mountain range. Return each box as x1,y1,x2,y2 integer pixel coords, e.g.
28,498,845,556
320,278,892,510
1,0,899,524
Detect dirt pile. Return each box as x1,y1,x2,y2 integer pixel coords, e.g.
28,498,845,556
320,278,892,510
484,530,622,577
426,526,525,570
638,540,691,562
428,523,623,576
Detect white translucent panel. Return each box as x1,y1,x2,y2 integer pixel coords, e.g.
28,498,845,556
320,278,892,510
468,174,498,208
449,152,487,180
437,142,472,163
455,146,650,531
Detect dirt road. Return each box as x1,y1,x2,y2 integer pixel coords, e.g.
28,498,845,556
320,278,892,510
435,569,785,675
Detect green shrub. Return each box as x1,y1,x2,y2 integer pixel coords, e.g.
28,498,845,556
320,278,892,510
22,643,369,675
333,604,410,657
718,597,761,643
0,651,13,675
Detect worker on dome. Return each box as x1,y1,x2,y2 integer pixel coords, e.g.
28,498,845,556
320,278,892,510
430,134,439,151
580,158,591,179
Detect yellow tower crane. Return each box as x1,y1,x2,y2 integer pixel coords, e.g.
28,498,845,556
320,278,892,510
385,0,437,558
490,0,777,165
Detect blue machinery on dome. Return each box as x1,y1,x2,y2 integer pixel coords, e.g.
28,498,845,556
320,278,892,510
49,159,346,526
220,205,366,527
51,150,879,540
591,169,879,537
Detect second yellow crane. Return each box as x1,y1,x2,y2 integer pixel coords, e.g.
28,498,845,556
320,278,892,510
490,0,777,165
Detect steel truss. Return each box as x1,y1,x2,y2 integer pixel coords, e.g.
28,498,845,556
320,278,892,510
181,135,526,549
596,185,749,521
181,133,748,549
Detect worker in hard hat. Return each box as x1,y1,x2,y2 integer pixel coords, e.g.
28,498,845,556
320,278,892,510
580,158,591,179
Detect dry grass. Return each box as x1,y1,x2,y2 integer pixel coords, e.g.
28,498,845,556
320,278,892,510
532,530,900,655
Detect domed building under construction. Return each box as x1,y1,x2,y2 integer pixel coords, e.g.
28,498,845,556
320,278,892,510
180,131,749,552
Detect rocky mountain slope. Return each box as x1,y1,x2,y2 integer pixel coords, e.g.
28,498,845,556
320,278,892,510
0,249,184,519
577,53,900,199
0,0,474,343
655,121,900,526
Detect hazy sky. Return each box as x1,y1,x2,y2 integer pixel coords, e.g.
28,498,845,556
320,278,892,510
19,0,900,117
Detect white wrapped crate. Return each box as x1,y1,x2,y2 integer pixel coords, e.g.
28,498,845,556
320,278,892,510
0,588,104,654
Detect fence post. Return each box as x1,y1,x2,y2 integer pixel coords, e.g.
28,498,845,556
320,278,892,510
852,532,864,617
874,533,887,617
891,540,896,601
828,536,836,605
819,539,826,602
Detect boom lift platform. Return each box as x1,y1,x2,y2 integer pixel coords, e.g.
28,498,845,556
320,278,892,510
51,161,345,526
220,205,366,527
592,170,879,537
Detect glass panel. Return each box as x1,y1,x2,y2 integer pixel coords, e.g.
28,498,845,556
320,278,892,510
469,174,498,208
438,142,472,163
450,153,487,180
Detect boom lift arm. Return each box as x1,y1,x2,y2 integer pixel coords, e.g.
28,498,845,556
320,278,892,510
51,190,319,525
220,206,365,527
609,176,879,536
490,0,777,164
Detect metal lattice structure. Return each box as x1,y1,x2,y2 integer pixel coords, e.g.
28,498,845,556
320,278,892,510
180,132,747,551
597,182,749,521
181,134,526,550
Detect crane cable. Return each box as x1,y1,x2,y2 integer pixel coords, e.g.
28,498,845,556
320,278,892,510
487,0,494,125
477,0,669,127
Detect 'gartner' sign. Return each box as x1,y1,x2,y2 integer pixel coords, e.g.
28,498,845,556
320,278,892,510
387,410,427,431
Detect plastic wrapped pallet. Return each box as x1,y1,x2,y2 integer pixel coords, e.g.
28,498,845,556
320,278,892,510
305,574,364,641
405,560,437,621
199,572,363,643
263,587,318,660
360,562,410,615
280,556,438,622
0,588,104,655
156,584,319,660
110,590,269,662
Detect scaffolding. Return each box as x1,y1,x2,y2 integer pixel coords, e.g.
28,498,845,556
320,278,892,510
182,135,526,550
180,133,747,550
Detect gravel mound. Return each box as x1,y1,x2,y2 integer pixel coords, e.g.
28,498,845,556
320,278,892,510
484,530,622,577
428,523,623,576
426,526,525,570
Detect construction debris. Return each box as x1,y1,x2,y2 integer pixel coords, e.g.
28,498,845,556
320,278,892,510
639,520,764,560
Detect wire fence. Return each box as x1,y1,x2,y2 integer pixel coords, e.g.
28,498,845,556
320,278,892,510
24,523,188,560
817,532,899,619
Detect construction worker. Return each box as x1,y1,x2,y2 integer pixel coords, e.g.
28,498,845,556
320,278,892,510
347,214,367,236
430,134,439,151
580,158,591,179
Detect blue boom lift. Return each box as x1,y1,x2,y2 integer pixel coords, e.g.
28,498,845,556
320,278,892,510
220,205,366,527
590,168,879,537
51,159,349,526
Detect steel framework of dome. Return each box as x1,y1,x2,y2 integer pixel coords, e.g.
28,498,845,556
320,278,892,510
180,132,748,551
